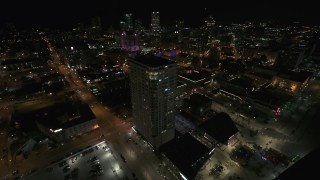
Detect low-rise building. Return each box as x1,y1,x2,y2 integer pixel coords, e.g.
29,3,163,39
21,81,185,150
176,81,187,108
271,70,312,94
36,103,99,143
185,93,212,118
199,112,238,145
178,69,212,94
121,31,140,52
160,133,210,180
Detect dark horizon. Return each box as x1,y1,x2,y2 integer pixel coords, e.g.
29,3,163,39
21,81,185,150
1,1,319,30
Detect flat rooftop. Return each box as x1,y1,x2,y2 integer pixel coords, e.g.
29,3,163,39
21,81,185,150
179,69,211,82
252,65,313,83
248,87,293,109
13,101,96,130
277,70,313,83
229,77,254,88
190,93,212,105
130,55,175,67
199,112,238,144
38,103,96,129
0,57,44,66
160,133,209,180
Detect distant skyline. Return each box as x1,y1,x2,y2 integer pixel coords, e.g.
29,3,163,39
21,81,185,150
1,1,318,30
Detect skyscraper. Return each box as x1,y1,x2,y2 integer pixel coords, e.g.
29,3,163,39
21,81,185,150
128,55,177,150
134,19,143,34
151,12,160,36
205,16,215,31
119,21,126,31
121,31,140,52
91,16,102,30
125,13,133,31
205,16,215,44
90,16,102,39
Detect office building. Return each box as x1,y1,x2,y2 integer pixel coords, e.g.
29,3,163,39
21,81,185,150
205,16,215,31
120,21,126,31
125,13,133,31
134,19,143,33
121,31,140,52
128,55,177,150
35,103,99,142
91,16,102,30
151,12,160,36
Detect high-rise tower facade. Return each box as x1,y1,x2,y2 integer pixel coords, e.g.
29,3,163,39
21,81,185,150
205,16,215,31
134,19,143,33
125,13,133,31
128,55,176,150
205,16,216,44
151,12,160,36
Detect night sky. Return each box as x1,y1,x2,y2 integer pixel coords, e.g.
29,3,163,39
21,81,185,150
1,1,318,29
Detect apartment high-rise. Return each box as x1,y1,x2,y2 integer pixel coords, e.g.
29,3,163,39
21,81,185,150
205,16,215,31
151,12,160,36
125,13,133,31
205,16,215,44
134,19,143,33
121,31,140,52
128,55,177,150
91,16,102,30
119,21,126,31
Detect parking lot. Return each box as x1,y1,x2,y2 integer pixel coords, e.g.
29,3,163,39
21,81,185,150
24,140,128,180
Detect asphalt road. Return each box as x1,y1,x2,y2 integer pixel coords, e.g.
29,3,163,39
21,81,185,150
1,35,175,180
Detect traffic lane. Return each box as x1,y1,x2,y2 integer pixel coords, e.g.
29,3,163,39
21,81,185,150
24,141,124,180
108,128,162,180
43,36,165,180
101,118,167,180
94,110,164,179
90,105,117,129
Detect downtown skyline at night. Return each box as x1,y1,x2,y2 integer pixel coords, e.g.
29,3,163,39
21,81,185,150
1,2,320,180
1,1,319,29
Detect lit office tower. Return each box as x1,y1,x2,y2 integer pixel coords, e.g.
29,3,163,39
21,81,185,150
128,55,177,150
125,13,133,31
90,16,102,38
151,12,160,36
91,16,102,30
134,19,143,33
205,16,215,44
120,21,126,31
205,16,215,31
175,20,184,32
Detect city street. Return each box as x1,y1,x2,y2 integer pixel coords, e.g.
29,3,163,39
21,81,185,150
24,141,128,180
0,36,176,180
194,89,318,180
